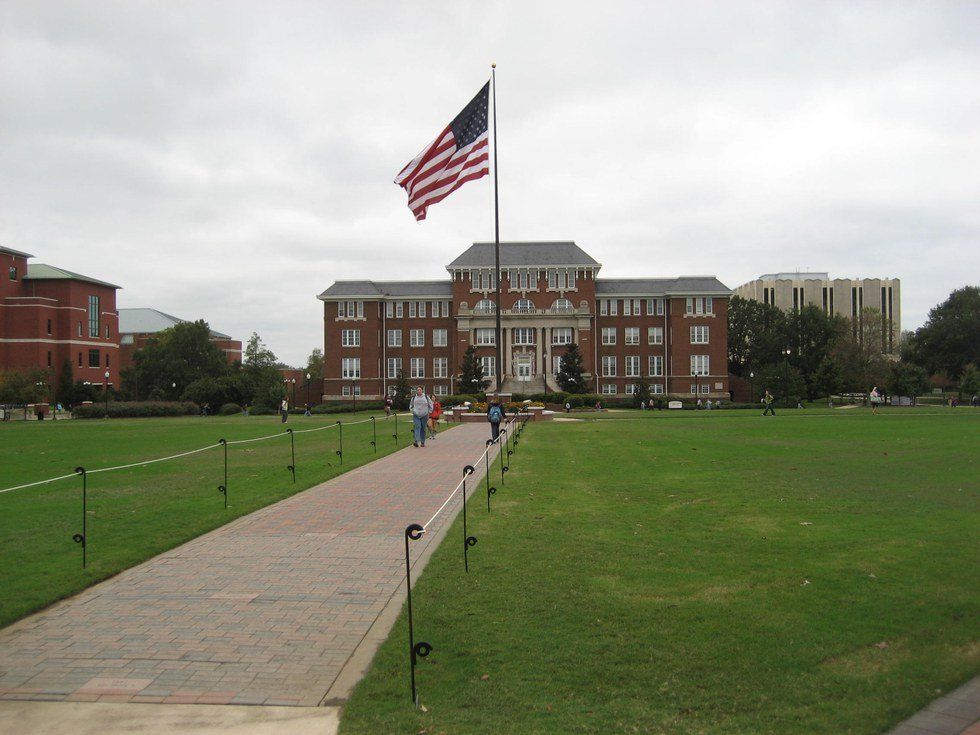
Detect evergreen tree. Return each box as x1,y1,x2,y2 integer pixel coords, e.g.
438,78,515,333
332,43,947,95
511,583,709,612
458,346,488,394
556,343,587,393
56,359,75,407
391,369,412,410
633,380,651,408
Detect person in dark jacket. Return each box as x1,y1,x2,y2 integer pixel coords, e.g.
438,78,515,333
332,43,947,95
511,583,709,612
487,395,506,441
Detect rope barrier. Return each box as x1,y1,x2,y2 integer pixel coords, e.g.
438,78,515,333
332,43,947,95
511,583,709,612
0,472,80,496
86,443,219,474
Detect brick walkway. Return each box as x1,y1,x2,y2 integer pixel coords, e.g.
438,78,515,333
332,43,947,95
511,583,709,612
887,676,980,735
0,423,499,707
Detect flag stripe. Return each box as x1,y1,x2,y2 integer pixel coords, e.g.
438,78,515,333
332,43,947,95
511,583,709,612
409,156,489,216
406,136,488,207
395,126,454,185
411,165,489,220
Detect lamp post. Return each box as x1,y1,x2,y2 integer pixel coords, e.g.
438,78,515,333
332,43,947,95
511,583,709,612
305,372,311,409
693,369,701,406
291,378,296,408
103,370,110,418
782,348,792,406
749,371,755,404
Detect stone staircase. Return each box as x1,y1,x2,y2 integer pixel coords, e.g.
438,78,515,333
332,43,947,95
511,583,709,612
500,374,548,396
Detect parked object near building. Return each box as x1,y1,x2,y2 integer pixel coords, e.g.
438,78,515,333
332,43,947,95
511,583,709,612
318,240,731,400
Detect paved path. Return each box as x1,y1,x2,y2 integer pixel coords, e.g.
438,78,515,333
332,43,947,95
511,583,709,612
0,423,499,707
887,676,980,735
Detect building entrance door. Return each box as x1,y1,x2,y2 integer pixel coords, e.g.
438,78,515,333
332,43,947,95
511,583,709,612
515,354,533,381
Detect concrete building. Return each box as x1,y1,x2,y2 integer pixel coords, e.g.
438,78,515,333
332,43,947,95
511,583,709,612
734,272,901,353
118,308,243,369
317,241,731,400
1,245,121,391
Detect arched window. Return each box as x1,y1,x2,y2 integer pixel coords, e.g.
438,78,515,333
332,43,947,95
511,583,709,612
551,298,573,313
513,299,536,313
474,299,496,313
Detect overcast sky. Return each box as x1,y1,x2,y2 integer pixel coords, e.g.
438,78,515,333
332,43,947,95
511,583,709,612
2,1,978,366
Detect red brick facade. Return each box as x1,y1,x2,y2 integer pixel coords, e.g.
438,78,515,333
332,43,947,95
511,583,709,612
1,247,120,396
317,242,731,401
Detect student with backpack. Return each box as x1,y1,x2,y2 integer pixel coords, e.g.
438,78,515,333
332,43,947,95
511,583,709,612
487,395,505,441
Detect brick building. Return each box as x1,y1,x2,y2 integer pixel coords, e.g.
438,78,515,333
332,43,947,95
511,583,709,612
1,245,121,392
118,308,242,369
317,241,731,400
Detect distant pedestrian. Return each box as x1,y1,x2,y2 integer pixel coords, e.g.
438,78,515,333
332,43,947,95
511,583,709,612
796,399,804,409
870,386,882,415
648,398,655,410
243,403,250,417
487,395,505,441
409,387,432,447
705,398,713,411
384,395,393,417
564,401,571,413
428,398,442,439
304,402,312,417
762,390,775,416
697,398,703,410
280,398,288,423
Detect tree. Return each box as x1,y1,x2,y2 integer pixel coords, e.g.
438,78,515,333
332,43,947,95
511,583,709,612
56,359,75,407
727,296,791,377
959,364,980,399
0,369,48,404
810,354,843,399
134,320,229,399
905,286,980,380
240,332,286,409
243,332,278,369
888,362,929,399
390,370,412,410
633,380,651,408
457,346,488,394
835,308,892,393
787,305,847,399
555,343,588,393
304,348,324,381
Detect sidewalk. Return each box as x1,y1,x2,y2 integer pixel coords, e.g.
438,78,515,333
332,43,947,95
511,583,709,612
0,423,499,708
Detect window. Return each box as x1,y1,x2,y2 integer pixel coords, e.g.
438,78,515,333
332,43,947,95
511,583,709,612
548,269,573,289
625,355,640,377
411,357,425,379
686,297,693,315
433,329,447,347
690,326,709,344
77,352,82,367
434,384,449,396
105,324,110,338
602,383,617,395
626,384,638,395
385,302,394,318
410,329,425,347
567,270,576,289
547,269,557,289
430,301,440,317
686,297,712,315
472,270,496,290
513,328,535,345
8,266,16,281
78,322,82,337
88,295,100,338
342,384,362,396
646,298,664,316
387,329,402,347
648,327,663,345
598,299,618,316
513,298,535,313
702,384,709,394
416,301,426,317
475,328,496,346
648,355,664,376
88,349,100,368
552,327,573,345
632,299,641,315
475,299,496,313
706,296,713,313
513,270,531,289
479,356,495,377
552,298,573,313
342,329,361,347
47,351,52,367
690,355,710,375
396,302,404,318
602,356,617,376
599,299,607,316
46,319,52,335
652,383,664,394
552,356,563,375
387,357,402,379
625,327,640,345
409,301,416,318
105,353,110,368
433,357,448,378
342,357,361,379
601,327,616,345
339,300,363,319
441,301,451,317
622,299,641,316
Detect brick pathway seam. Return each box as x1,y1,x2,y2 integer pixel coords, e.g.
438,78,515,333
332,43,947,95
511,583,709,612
0,423,502,707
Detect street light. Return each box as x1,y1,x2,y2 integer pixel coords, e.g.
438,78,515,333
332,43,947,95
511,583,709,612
782,348,792,407
351,379,358,413
291,377,296,408
103,369,110,418
749,371,755,404
305,372,312,409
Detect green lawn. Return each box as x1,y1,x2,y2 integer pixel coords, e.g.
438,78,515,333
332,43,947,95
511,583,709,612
341,408,980,734
0,411,420,627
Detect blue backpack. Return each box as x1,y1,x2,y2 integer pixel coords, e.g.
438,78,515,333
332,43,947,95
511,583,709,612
488,405,503,423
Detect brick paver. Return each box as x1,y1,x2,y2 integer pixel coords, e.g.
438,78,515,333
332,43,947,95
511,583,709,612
0,423,500,706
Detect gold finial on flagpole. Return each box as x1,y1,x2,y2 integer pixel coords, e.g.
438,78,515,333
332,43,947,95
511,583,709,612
491,63,496,68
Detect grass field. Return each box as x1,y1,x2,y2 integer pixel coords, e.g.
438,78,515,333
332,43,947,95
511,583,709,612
341,408,980,734
0,411,421,627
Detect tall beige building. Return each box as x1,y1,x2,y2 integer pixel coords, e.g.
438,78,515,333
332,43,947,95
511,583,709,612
735,272,901,354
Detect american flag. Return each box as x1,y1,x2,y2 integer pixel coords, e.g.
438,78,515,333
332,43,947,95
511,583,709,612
394,81,490,221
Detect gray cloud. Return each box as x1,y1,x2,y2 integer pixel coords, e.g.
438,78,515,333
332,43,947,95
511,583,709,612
2,0,978,364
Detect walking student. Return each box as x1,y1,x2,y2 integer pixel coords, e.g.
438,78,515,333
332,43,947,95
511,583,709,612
280,398,289,423
487,395,505,441
409,386,433,447
870,386,882,415
428,397,442,439
762,389,776,416
384,395,393,417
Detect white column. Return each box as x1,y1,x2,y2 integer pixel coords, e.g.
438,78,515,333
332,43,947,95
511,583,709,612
504,327,511,377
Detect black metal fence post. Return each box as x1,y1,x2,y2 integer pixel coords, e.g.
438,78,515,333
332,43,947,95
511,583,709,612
286,428,296,482
462,465,477,572
393,412,399,445
404,523,431,706
371,416,377,453
72,466,87,568
500,428,509,485
218,438,228,508
484,440,496,513
335,420,343,465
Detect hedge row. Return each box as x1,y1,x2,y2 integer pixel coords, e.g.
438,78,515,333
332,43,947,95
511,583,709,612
73,401,200,419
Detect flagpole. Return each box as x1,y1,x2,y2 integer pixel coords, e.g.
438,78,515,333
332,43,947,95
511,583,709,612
491,63,502,395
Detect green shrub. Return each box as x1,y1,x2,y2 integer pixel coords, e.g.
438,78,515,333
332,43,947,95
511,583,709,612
249,406,277,416
310,401,384,414
219,402,241,416
73,401,199,419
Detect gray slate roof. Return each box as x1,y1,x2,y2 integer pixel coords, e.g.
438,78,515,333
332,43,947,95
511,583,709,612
1,245,34,258
447,241,600,268
25,263,121,289
596,277,731,296
118,308,232,339
318,280,452,300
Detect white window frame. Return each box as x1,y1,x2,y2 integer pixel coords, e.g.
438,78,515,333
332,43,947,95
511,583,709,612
410,357,425,379
409,301,417,318
475,328,496,346
648,355,664,377
691,325,709,344
386,357,402,379
648,327,663,345
513,327,536,345
395,302,404,318
601,327,616,345
385,302,393,318
410,329,425,347
479,356,495,377
690,354,710,376
625,327,640,345
652,383,664,394
434,384,449,396
513,298,535,313
433,357,448,378
433,329,447,347
626,383,638,395
601,383,617,395
602,356,617,377
342,357,361,379
342,329,360,347
387,329,402,347
625,355,640,377
552,327,573,345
